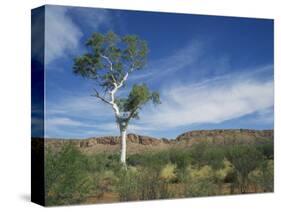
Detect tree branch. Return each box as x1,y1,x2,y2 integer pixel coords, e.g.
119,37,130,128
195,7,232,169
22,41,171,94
97,55,134,119
100,54,113,71
108,72,130,117
100,54,118,85
116,72,128,89
91,88,112,105
127,107,139,122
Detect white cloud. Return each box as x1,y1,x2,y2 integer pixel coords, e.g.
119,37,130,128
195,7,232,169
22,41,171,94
46,117,85,127
45,117,87,137
70,7,111,31
46,94,118,137
137,71,274,129
45,6,111,64
45,65,274,138
43,17,273,137
45,116,119,138
45,6,82,64
130,40,203,81
47,94,112,118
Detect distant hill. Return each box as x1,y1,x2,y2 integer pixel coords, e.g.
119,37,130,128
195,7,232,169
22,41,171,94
41,129,273,154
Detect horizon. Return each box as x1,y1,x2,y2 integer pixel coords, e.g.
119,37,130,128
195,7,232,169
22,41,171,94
32,5,274,139
37,128,274,140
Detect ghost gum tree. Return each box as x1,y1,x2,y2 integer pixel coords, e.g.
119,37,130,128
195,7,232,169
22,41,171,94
73,32,160,166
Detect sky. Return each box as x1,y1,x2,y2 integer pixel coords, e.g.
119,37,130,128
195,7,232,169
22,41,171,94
32,5,274,139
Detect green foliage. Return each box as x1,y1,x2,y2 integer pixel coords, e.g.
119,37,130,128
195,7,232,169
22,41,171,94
189,143,225,169
249,160,274,192
116,167,140,201
73,31,148,90
225,144,264,193
45,141,273,205
122,35,148,70
169,148,192,170
45,144,94,205
184,165,218,197
159,163,177,182
189,142,208,166
135,167,160,200
256,141,274,159
127,150,170,169
214,160,234,181
45,144,122,205
73,31,160,125
118,84,160,119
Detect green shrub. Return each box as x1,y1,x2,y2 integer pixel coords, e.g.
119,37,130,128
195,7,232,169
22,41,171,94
127,151,169,169
256,141,274,159
45,144,95,205
184,165,218,197
169,148,191,170
116,166,139,201
189,142,208,166
45,141,273,204
203,146,225,170
225,144,263,193
249,160,274,192
159,163,177,182
189,143,225,169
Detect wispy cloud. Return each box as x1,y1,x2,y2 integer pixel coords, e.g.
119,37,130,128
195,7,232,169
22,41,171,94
130,40,203,82
47,95,106,116
45,63,273,138
69,7,111,31
47,117,86,127
47,66,273,138
45,6,111,65
136,66,274,130
45,116,119,138
45,6,82,64
44,24,273,138
46,94,118,137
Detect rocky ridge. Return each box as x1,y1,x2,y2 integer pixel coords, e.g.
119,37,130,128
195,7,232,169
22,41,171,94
44,129,273,151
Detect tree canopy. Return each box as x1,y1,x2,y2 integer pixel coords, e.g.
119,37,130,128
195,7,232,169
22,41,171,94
73,31,160,125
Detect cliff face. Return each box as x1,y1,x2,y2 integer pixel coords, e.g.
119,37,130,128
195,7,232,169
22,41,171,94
176,129,273,140
44,129,273,153
46,134,166,149
175,129,273,146
78,134,168,147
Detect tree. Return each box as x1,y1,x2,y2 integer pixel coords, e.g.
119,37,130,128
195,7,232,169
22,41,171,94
73,32,160,166
45,144,93,205
225,145,263,193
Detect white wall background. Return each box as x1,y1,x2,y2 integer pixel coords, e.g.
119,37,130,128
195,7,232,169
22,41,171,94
0,0,280,211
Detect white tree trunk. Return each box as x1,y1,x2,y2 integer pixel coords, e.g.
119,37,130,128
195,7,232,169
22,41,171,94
93,56,132,166
120,129,127,165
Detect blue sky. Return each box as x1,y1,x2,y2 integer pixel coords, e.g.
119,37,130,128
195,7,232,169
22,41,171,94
35,5,273,139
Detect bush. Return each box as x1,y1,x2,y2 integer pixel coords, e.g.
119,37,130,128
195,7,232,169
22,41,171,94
249,160,274,192
45,141,273,204
168,148,191,170
203,147,225,170
159,163,177,182
116,166,140,201
214,160,234,181
184,165,218,197
127,151,170,169
45,144,94,205
189,143,225,169
225,144,263,193
189,142,208,166
136,166,162,200
256,141,274,159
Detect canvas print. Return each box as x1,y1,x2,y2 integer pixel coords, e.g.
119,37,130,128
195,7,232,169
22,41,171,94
31,5,274,206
